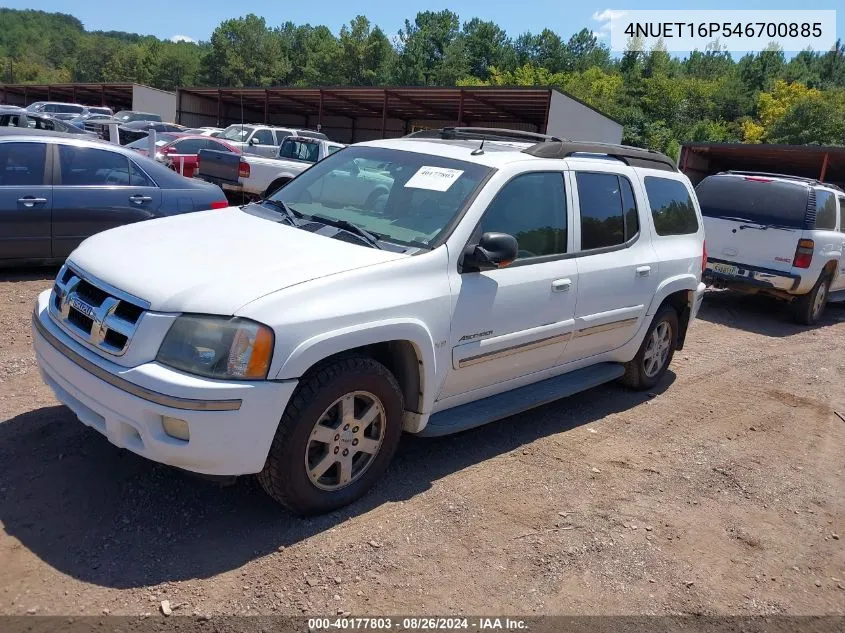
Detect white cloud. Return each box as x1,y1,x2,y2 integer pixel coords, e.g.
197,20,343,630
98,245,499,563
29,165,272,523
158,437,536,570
591,9,626,36
591,9,626,22
170,34,195,43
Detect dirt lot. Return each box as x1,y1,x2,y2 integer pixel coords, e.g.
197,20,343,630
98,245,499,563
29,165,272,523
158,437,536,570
1,270,843,617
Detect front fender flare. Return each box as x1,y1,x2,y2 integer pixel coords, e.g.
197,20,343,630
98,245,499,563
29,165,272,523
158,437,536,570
273,318,438,405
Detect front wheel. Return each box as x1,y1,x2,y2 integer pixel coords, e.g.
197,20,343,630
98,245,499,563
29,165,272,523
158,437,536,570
792,273,830,325
257,355,404,515
620,305,679,390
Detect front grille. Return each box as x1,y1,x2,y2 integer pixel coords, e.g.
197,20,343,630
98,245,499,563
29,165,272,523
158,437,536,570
48,264,149,356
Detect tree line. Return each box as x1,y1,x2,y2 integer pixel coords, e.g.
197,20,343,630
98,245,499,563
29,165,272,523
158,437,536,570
2,8,844,157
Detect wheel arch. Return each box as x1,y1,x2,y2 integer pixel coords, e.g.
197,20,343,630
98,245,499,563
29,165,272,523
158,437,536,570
274,320,436,416
646,275,700,351
263,174,294,197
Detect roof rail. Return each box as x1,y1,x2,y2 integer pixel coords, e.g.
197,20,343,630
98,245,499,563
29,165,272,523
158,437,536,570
404,127,564,143
722,170,844,192
522,141,677,172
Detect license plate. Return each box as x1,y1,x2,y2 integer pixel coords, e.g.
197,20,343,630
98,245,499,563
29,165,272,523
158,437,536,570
712,263,739,276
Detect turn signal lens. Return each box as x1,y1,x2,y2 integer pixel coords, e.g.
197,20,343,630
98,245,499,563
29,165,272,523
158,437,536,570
162,416,190,441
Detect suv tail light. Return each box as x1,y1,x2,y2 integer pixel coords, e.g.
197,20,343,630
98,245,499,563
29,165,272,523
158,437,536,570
793,239,814,269
238,161,250,179
701,240,707,277
210,200,228,210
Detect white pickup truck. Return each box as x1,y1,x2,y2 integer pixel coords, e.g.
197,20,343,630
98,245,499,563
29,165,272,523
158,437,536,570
197,136,346,200
32,127,707,516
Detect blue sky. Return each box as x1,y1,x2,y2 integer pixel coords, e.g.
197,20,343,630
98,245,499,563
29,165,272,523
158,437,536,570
5,0,842,53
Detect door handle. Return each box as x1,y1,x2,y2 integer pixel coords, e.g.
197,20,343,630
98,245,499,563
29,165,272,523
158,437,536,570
552,278,572,292
129,195,153,204
18,196,47,207
636,266,651,277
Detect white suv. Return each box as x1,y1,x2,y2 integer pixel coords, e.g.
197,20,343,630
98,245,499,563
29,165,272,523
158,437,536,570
698,171,845,324
32,128,706,515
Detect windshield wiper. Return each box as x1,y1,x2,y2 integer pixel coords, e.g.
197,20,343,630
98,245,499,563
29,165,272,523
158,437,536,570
310,215,383,250
256,199,301,226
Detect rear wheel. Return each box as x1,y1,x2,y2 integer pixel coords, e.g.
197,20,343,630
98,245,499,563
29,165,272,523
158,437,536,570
621,305,679,390
257,355,404,516
792,273,830,325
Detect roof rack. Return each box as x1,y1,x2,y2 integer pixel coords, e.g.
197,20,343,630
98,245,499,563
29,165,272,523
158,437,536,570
523,141,677,172
404,127,565,143
722,171,844,192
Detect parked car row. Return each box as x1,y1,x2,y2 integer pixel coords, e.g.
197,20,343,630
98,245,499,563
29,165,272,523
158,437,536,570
25,101,113,121
0,127,228,266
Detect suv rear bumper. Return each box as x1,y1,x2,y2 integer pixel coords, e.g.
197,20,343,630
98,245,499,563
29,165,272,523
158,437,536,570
703,258,801,293
32,290,296,477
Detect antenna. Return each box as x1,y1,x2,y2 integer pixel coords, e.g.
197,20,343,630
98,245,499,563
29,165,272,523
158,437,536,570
471,138,485,156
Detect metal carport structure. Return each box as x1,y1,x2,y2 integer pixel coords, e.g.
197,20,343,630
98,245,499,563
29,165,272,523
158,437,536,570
176,86,622,144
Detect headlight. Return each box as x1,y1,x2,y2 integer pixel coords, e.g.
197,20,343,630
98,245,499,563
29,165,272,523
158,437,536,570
156,315,274,380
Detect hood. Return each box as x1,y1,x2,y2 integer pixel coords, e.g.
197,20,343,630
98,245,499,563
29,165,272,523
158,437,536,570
68,208,406,314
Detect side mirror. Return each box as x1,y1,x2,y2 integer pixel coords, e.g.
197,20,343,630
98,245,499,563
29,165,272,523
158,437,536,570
248,137,259,145
461,232,518,273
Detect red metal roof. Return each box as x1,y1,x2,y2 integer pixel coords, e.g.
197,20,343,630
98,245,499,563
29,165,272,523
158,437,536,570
178,86,559,129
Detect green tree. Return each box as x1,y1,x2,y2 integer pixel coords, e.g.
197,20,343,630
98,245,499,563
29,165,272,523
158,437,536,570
201,14,290,87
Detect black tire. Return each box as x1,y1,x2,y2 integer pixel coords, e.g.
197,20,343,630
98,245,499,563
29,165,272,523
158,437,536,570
257,355,404,516
620,304,679,390
791,273,830,325
262,178,290,199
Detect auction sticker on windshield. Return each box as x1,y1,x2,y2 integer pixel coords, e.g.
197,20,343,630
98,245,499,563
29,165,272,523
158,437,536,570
405,166,464,191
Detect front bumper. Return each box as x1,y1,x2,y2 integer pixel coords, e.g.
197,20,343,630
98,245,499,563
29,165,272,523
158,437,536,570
32,290,297,476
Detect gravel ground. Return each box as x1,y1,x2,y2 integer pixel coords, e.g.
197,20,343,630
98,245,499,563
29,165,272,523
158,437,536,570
1,270,843,617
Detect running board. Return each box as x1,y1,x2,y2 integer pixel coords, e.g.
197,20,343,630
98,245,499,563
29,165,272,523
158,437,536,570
419,362,625,437
829,290,845,303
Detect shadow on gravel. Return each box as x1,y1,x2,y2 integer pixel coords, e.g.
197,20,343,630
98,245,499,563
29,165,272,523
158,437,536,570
697,289,845,337
0,373,675,589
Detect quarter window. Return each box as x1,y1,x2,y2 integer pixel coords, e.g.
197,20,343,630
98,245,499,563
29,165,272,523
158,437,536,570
479,172,567,259
0,142,46,186
644,176,699,236
59,145,131,186
576,172,637,250
814,190,837,230
129,161,154,187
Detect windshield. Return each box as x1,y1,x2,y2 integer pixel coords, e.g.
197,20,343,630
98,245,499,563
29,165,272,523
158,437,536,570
696,175,810,229
268,145,492,247
221,125,254,141
126,133,179,149
278,138,320,162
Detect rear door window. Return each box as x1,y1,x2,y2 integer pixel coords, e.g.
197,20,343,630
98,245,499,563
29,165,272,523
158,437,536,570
644,176,699,235
695,175,809,229
575,172,638,250
252,129,275,145
58,145,131,186
814,190,837,230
